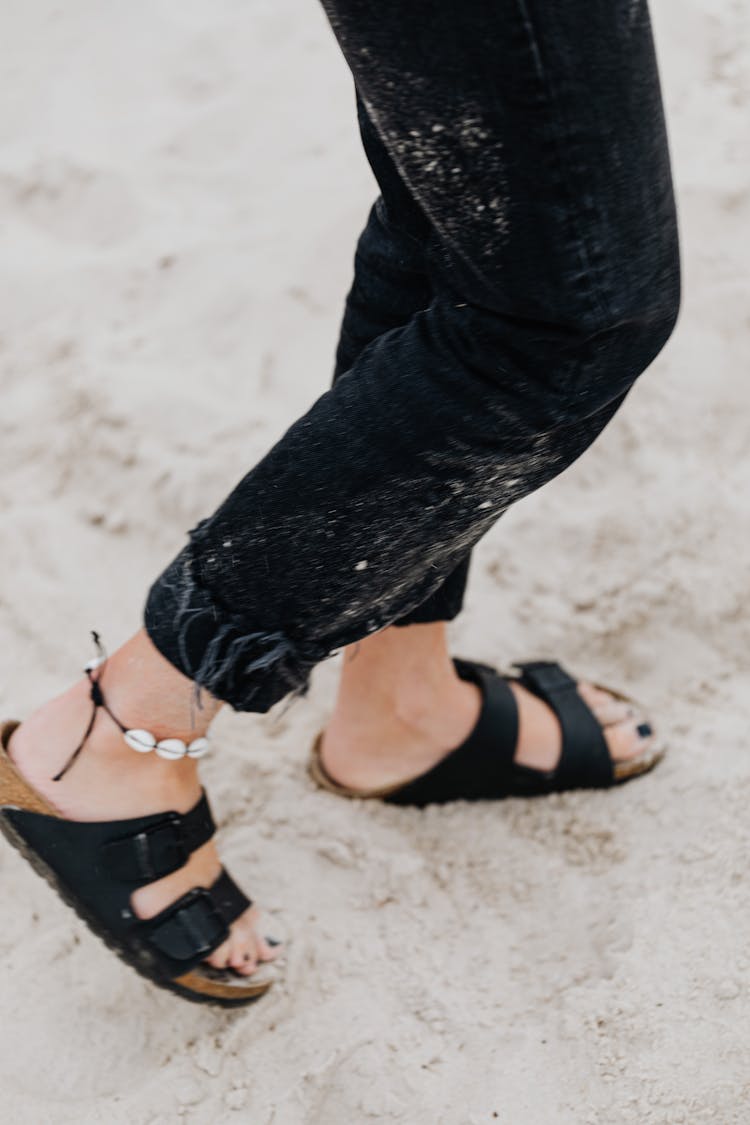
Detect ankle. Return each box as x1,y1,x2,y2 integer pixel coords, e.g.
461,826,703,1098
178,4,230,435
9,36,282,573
10,682,202,818
330,655,480,753
330,624,481,747
321,661,482,792
100,631,220,742
392,673,481,745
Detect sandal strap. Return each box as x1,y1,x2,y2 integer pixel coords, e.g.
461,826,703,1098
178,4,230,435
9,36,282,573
3,788,255,981
141,868,251,972
514,661,613,787
453,658,520,772
102,792,216,885
386,658,519,806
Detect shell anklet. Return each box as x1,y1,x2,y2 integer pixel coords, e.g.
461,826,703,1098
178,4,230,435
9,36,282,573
52,632,211,782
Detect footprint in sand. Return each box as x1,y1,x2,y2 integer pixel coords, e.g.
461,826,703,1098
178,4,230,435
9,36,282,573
0,157,140,247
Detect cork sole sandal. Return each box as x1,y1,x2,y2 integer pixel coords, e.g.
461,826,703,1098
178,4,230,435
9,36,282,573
309,659,666,807
0,721,275,1007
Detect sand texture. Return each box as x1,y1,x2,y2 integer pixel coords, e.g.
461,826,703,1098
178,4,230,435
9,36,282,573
0,1,748,1122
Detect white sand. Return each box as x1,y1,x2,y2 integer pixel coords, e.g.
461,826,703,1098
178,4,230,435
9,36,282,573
0,1,748,1122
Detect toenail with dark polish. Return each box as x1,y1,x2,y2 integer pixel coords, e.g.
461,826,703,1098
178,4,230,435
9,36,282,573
637,722,653,738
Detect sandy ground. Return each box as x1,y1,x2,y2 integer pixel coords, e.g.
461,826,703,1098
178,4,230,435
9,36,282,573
0,1,748,1122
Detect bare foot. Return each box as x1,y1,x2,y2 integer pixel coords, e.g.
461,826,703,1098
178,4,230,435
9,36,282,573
7,632,279,976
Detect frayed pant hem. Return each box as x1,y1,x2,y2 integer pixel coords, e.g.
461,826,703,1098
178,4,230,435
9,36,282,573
144,552,332,714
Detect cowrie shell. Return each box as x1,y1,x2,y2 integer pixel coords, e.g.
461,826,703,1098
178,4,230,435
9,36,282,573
187,737,210,759
123,729,156,753
84,655,106,672
155,738,187,761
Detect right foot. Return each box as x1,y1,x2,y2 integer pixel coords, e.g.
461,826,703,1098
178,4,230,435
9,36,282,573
7,648,278,977
318,630,657,794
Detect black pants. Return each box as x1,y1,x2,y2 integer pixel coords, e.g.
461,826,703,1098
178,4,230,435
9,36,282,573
144,0,681,712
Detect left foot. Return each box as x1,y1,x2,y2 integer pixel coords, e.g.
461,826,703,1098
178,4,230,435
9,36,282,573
5,633,279,978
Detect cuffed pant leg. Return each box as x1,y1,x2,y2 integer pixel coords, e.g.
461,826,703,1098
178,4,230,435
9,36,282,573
335,96,474,627
144,0,680,712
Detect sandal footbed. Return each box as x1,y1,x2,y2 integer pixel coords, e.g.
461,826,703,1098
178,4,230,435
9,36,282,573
0,721,271,1007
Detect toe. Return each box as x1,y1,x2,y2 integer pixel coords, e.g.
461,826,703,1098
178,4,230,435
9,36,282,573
206,937,233,971
229,909,264,975
230,944,257,974
257,934,282,962
578,683,632,726
246,905,282,962
578,682,606,706
604,716,654,763
204,909,261,974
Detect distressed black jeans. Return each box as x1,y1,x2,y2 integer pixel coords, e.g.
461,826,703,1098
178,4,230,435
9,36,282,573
144,0,681,712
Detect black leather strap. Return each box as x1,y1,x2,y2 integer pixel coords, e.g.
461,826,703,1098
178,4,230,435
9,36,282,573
380,657,616,806
454,658,520,773
4,798,255,984
515,661,613,788
386,658,519,806
142,868,251,971
102,792,215,885
209,868,253,927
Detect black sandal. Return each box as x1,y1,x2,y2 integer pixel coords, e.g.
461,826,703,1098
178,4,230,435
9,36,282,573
0,638,276,1007
309,659,665,807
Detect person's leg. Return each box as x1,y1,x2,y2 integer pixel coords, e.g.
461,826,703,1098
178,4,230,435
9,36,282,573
333,95,473,626
8,0,679,973
9,630,277,974
143,0,680,717
325,53,668,786
319,393,650,794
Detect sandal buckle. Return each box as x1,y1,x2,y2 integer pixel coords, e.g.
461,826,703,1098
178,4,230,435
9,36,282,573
515,661,575,695
105,813,189,883
173,888,229,956
134,814,188,881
